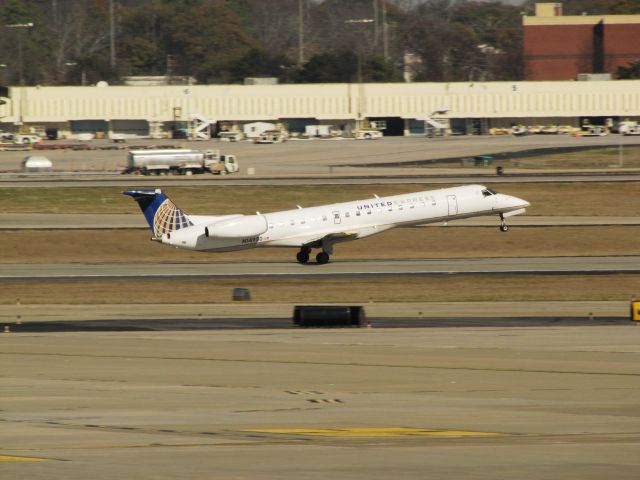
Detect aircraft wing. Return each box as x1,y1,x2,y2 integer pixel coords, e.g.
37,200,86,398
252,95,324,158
272,224,394,248
302,231,357,247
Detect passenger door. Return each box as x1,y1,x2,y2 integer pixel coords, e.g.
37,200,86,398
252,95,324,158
447,195,458,216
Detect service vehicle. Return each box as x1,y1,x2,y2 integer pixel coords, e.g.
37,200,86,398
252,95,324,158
123,149,239,175
218,130,244,142
353,128,383,140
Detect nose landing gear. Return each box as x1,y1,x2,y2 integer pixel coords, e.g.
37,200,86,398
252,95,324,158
499,213,509,232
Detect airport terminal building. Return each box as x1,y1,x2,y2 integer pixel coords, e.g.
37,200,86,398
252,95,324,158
1,79,640,139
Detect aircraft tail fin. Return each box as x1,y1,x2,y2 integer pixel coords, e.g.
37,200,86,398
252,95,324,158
122,189,193,237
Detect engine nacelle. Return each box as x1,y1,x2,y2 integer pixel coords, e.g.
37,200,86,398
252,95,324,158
204,215,267,239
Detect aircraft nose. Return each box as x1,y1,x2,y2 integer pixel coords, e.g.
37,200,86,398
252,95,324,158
511,196,530,208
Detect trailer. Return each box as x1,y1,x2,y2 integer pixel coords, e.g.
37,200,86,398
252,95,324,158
124,149,239,175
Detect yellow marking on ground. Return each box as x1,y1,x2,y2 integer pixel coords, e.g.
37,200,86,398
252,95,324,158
244,427,503,438
0,455,50,462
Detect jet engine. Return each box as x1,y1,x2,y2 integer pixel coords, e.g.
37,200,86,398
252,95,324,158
204,215,267,238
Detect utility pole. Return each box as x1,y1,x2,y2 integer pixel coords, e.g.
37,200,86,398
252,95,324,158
382,1,389,60
373,0,379,49
109,0,116,70
297,0,304,66
52,0,58,25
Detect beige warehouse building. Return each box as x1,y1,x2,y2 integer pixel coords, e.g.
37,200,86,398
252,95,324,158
1,80,639,138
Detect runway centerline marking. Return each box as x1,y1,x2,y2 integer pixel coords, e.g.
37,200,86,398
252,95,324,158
243,427,504,438
0,455,51,462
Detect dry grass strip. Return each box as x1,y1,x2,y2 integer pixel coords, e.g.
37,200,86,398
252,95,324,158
1,275,639,304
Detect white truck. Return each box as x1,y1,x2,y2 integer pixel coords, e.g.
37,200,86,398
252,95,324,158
124,149,239,175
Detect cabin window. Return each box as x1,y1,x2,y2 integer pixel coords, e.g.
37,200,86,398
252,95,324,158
431,196,436,205
290,220,295,226
322,215,327,221
356,211,361,216
345,212,351,218
268,224,274,229
301,220,306,225
367,210,372,215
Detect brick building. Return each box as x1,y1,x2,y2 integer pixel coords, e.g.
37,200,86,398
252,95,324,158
523,3,640,80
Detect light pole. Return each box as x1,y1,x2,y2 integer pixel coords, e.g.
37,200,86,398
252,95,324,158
345,19,374,130
6,22,34,86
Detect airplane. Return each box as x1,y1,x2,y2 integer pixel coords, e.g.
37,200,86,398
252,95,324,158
123,185,529,264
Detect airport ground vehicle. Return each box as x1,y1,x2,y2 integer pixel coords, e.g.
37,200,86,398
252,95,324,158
254,130,287,143
123,149,239,175
353,128,383,140
218,130,244,142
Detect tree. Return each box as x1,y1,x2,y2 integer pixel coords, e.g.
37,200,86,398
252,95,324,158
297,51,358,83
296,50,400,83
617,60,640,79
227,48,295,83
167,0,255,83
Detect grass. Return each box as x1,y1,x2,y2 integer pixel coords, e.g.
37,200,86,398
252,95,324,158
2,227,640,264
505,146,640,169
1,275,638,304
418,146,640,169
0,182,639,216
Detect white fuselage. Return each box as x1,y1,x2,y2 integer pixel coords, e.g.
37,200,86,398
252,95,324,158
161,185,529,253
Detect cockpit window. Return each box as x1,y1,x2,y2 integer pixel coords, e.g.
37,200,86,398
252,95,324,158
482,187,497,197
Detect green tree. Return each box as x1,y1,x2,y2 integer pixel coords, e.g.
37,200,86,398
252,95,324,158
617,60,640,79
118,1,174,76
168,0,255,83
227,48,295,83
297,50,400,83
297,51,358,83
2,0,32,24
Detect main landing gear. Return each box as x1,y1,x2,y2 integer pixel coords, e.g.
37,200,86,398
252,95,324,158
296,247,311,264
499,214,509,232
296,244,332,264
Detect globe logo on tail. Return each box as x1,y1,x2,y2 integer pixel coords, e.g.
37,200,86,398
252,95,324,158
153,199,193,237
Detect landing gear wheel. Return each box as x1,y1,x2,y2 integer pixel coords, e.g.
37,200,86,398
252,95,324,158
500,223,509,232
316,252,330,264
296,250,310,264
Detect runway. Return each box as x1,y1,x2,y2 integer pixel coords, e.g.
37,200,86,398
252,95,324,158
2,171,640,188
2,326,640,479
2,256,639,280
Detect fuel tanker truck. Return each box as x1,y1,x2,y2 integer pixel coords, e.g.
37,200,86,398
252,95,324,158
123,149,239,175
